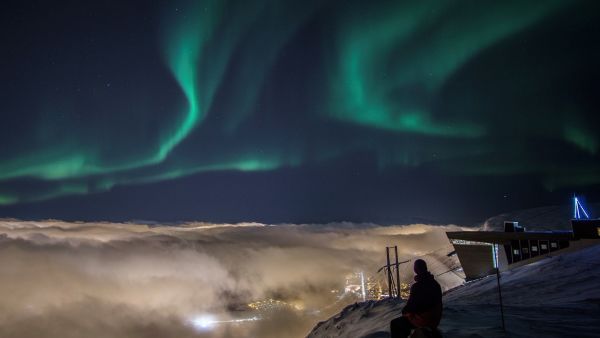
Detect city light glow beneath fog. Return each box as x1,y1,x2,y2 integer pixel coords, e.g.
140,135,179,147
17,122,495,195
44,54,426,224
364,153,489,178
190,315,217,331
189,314,262,331
0,219,467,338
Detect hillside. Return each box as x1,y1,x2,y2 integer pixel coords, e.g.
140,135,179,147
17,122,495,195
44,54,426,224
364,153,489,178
307,243,600,338
482,202,600,231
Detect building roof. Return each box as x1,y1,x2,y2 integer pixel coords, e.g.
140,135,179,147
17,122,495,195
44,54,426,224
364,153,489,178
446,231,573,244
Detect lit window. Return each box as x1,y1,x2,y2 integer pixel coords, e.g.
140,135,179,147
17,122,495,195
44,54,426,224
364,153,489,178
597,227,600,237
541,244,548,250
550,242,558,248
522,248,529,254
532,246,538,252
513,249,520,255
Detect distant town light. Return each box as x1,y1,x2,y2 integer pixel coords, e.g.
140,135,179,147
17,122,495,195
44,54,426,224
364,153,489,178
190,315,217,331
360,271,366,302
189,314,261,331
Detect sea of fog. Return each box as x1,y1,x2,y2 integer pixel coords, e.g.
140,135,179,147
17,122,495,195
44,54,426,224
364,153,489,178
0,220,471,338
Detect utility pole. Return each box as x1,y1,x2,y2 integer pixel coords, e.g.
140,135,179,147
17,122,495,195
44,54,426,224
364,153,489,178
496,267,505,331
492,243,505,331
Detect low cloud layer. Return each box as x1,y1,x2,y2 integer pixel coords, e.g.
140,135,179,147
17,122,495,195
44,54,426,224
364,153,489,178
0,220,470,337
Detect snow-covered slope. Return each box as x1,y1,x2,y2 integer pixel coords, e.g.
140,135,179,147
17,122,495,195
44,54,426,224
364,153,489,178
482,203,600,231
307,243,600,338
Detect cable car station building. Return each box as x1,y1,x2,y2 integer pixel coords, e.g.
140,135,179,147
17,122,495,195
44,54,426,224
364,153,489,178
446,198,600,280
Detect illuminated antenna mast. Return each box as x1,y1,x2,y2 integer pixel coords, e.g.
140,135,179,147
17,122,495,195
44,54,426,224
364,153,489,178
573,195,590,219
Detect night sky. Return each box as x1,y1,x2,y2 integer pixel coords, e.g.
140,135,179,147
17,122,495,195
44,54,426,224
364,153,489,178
1,0,600,224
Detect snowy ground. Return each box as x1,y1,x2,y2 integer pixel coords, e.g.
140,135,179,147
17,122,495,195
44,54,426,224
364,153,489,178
307,243,600,338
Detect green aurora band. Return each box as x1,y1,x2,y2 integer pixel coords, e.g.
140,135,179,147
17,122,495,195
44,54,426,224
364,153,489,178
0,0,599,205
328,1,562,136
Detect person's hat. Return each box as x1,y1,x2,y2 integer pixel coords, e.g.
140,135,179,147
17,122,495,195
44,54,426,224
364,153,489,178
414,259,428,275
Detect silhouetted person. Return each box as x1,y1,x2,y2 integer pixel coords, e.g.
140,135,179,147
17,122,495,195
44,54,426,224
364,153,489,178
390,259,442,338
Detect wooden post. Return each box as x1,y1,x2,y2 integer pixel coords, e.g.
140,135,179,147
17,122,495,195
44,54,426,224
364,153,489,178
386,247,393,298
394,246,400,299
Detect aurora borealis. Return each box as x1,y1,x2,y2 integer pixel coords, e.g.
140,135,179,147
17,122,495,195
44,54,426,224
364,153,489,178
1,0,600,222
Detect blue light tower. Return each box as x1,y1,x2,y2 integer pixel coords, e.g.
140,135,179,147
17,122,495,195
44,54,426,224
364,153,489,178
573,195,591,220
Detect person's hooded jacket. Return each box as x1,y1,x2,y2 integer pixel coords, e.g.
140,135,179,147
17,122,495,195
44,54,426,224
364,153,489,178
402,271,442,328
